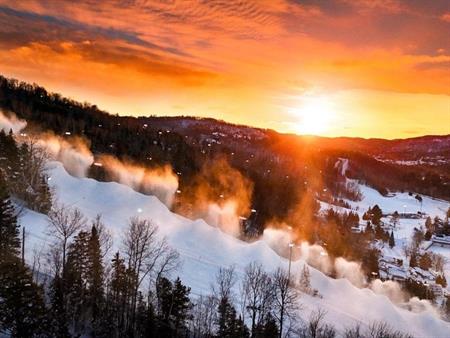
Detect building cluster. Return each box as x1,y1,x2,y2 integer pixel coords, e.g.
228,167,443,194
379,254,447,298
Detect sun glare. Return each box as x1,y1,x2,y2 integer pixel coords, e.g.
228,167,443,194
289,96,336,135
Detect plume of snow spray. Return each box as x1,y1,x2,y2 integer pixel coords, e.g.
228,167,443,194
334,257,366,287
262,226,294,255
262,227,441,318
174,157,253,237
98,155,178,208
38,133,94,177
0,110,27,134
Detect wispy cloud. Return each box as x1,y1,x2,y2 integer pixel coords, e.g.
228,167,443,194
0,0,448,138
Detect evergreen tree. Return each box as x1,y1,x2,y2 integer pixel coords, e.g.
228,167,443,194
171,277,191,334
217,296,248,338
135,293,157,338
217,296,233,337
364,221,373,237
156,276,174,336
156,276,191,337
0,129,20,182
0,175,20,259
235,315,250,338
0,256,49,337
87,225,104,326
371,205,383,225
109,252,128,336
260,313,278,338
65,230,90,333
48,274,70,338
409,253,417,268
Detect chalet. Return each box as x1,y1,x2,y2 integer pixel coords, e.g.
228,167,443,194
410,267,436,283
387,266,407,282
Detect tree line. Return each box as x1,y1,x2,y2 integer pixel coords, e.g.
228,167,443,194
0,129,52,213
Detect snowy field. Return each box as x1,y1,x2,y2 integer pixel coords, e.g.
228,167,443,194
20,161,450,337
321,165,450,296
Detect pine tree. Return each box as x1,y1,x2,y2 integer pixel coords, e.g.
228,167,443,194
217,296,235,337
371,205,383,225
157,277,174,336
156,276,191,336
409,253,417,268
0,129,20,182
65,230,90,333
217,296,249,338
235,315,249,338
171,277,191,334
0,175,20,260
87,225,104,326
109,251,128,336
261,313,278,338
0,256,49,337
48,274,71,337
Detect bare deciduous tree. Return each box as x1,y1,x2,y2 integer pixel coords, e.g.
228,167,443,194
272,267,300,338
47,203,86,275
212,265,236,302
242,262,274,337
46,244,63,277
122,217,180,334
298,309,336,338
190,294,216,338
367,321,413,338
31,243,46,283
343,323,363,338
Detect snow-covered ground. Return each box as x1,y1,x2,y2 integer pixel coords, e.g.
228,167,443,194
20,161,450,337
348,181,450,294
322,158,450,297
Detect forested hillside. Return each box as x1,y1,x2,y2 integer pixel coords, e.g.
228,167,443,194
0,75,449,239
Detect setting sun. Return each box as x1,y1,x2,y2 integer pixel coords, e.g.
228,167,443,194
289,96,336,135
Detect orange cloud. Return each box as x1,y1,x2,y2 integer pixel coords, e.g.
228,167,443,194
0,0,448,138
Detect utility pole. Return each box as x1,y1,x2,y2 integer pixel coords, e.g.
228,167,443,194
21,226,25,265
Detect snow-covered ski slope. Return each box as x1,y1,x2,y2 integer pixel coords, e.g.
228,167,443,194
20,161,450,337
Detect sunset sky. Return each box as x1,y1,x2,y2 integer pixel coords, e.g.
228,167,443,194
0,0,449,138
